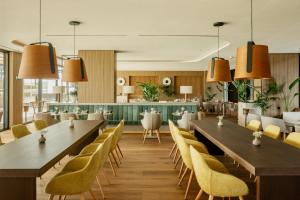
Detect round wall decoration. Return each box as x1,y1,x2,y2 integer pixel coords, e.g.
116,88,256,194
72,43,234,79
117,77,126,86
162,77,172,86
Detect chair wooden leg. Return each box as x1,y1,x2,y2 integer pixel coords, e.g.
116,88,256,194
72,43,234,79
96,175,105,199
184,170,194,199
156,130,161,143
88,189,97,200
169,143,176,158
115,148,122,164
195,189,203,200
63,195,67,200
48,195,55,200
178,168,189,186
59,196,62,200
178,161,184,178
110,151,120,168
208,195,214,200
101,170,110,185
174,156,182,169
80,194,86,200
117,143,124,158
173,148,179,163
143,130,148,143
239,196,244,200
142,129,146,138
108,155,117,176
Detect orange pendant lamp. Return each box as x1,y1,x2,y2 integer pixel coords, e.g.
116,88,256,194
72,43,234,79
18,0,58,79
206,22,231,82
62,21,88,82
234,0,271,80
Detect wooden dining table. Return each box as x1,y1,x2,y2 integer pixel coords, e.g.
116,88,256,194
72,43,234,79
0,120,104,200
191,117,300,200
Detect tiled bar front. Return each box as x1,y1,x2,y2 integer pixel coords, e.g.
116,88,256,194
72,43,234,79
47,102,199,125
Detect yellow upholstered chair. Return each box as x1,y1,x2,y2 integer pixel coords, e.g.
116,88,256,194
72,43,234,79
93,120,124,176
284,132,300,149
168,120,197,164
46,142,103,200
174,125,228,199
246,119,261,132
33,119,48,130
190,146,249,200
263,124,281,140
11,124,31,139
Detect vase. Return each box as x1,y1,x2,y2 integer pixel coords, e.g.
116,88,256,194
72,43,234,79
69,118,74,128
217,116,223,126
252,137,261,146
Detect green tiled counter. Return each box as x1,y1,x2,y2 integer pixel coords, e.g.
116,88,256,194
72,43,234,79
47,102,199,125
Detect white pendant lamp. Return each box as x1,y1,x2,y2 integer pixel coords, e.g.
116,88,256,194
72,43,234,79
234,0,271,80
206,22,231,83
62,21,88,82
18,0,58,79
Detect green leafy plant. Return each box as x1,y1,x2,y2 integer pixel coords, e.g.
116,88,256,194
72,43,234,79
138,82,159,102
281,77,300,111
159,85,174,97
231,80,249,103
205,87,217,101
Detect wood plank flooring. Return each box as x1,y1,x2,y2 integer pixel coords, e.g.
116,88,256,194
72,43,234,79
35,133,255,200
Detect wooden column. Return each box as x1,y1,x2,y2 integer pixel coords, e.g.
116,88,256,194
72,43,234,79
78,50,116,103
9,52,23,126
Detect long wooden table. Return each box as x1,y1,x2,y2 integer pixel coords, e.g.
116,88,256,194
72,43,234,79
191,118,300,200
0,120,103,200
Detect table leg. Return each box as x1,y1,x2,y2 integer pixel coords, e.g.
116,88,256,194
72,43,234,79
257,176,300,200
0,177,36,200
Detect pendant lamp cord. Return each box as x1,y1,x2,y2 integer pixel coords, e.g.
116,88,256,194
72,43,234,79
39,0,42,43
250,0,253,41
217,26,220,58
73,24,76,56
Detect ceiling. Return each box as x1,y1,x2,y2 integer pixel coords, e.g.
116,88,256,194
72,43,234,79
1,0,300,71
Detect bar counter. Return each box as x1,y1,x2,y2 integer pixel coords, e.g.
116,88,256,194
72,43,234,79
47,102,199,124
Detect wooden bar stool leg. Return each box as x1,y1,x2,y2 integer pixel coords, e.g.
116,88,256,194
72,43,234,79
96,175,105,199
178,168,189,186
174,156,182,169
178,161,184,178
169,143,176,158
111,151,120,167
195,189,203,200
184,170,194,199
143,130,148,143
173,148,179,163
156,130,161,143
117,143,124,158
108,155,117,176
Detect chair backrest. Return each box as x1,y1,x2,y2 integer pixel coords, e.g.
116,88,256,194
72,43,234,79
46,143,103,194
284,132,300,149
261,116,287,133
177,112,197,130
190,146,248,197
141,112,161,130
60,113,77,121
246,119,261,132
283,112,300,123
263,124,281,140
168,120,176,142
11,124,31,139
34,119,48,130
87,112,105,121
34,112,57,125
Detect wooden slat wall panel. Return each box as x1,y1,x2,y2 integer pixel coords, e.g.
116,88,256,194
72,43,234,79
174,76,203,98
129,76,158,98
9,52,23,126
117,71,206,100
78,50,116,103
263,53,299,116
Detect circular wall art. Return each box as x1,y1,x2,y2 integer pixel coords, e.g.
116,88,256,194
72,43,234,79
117,77,126,86
162,77,172,86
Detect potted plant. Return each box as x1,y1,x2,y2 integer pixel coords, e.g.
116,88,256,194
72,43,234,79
137,82,159,102
159,84,174,97
281,78,300,111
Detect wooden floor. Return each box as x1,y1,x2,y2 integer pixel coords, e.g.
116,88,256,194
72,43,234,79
35,133,255,200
